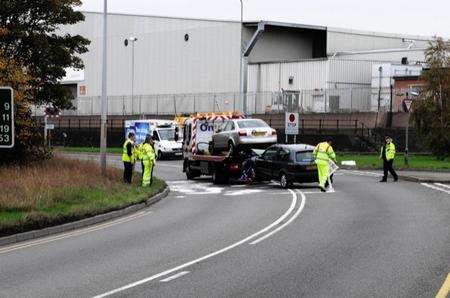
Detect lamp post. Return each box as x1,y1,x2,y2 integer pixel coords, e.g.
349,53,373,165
100,0,108,176
239,0,246,114
125,37,138,115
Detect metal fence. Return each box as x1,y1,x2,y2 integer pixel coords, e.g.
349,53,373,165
33,87,394,116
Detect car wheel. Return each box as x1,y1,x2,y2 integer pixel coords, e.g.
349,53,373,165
157,150,163,160
228,140,235,155
280,173,290,189
185,163,199,180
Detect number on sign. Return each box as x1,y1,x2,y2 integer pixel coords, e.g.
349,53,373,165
0,135,9,142
0,125,9,133
4,102,10,110
2,113,10,121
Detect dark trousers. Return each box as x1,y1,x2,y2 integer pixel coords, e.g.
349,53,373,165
382,159,398,181
123,162,133,184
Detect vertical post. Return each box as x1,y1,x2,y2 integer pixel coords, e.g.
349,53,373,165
193,95,196,113
239,0,243,97
173,95,177,115
44,116,48,144
131,40,135,115
100,0,108,176
405,115,409,167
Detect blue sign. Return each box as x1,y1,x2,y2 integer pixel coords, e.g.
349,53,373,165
125,121,151,145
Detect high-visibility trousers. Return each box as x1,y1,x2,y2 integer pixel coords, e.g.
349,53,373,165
142,160,154,187
316,159,329,188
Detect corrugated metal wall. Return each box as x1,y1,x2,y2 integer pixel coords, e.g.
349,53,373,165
248,60,328,92
61,12,241,98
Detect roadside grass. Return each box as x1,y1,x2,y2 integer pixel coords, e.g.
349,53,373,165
55,146,122,154
0,157,166,236
339,153,450,170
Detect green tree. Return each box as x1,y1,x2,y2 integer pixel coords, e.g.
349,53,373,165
412,37,450,158
0,0,90,109
0,0,89,163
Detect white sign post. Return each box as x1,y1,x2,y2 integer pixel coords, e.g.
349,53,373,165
285,112,299,143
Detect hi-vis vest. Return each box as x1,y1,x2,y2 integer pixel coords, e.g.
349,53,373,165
141,143,156,163
314,142,336,162
381,142,396,161
122,139,135,163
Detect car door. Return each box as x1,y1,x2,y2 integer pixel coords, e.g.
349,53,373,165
255,146,278,179
213,121,229,150
273,148,291,178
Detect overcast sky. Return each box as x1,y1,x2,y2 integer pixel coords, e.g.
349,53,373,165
80,0,449,37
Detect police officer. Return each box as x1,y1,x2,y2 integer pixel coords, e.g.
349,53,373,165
122,132,136,184
313,138,337,192
379,136,398,182
141,135,156,187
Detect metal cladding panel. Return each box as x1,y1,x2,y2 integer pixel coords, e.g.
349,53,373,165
328,59,375,86
60,12,241,98
248,60,327,92
327,28,431,54
281,61,327,90
335,50,426,63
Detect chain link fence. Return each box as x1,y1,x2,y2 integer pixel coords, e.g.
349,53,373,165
33,87,396,116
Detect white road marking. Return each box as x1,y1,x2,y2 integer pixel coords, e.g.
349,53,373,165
421,183,450,195
250,189,306,245
92,190,298,298
159,271,190,283
156,164,183,169
168,182,224,195
342,170,381,177
0,210,152,254
435,183,450,190
225,189,263,196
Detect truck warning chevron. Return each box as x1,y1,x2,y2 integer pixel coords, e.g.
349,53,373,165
0,87,14,148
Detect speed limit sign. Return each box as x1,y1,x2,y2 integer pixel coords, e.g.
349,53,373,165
0,87,14,148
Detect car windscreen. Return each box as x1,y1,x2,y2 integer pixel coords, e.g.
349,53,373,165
296,151,315,163
158,129,175,141
237,120,269,129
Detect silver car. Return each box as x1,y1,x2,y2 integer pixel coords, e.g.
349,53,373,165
211,119,277,154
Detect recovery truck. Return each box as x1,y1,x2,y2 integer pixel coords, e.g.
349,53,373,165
182,112,248,184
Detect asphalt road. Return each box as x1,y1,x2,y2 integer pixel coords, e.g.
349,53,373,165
0,156,449,298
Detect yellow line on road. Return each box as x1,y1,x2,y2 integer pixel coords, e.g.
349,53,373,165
436,273,450,298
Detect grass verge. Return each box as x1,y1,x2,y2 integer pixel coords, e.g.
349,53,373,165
339,153,450,171
55,146,122,154
0,157,166,237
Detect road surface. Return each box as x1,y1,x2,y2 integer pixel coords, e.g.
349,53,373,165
0,156,449,297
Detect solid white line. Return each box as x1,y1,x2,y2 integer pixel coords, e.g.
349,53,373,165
435,183,450,190
421,183,450,195
250,189,306,245
159,271,190,283
92,190,298,298
0,211,152,254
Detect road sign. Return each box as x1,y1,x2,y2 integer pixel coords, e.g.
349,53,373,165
403,99,413,113
285,112,299,135
45,124,55,130
0,87,14,148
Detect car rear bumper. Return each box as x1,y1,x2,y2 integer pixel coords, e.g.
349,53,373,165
238,136,277,145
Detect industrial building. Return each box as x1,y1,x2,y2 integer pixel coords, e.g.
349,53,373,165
55,11,431,116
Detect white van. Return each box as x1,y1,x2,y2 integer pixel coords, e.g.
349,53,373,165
124,119,183,159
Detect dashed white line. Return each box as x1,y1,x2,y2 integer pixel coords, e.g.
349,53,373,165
92,189,299,298
159,271,190,283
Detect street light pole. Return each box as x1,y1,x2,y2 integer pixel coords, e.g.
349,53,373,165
100,0,108,176
239,0,247,114
125,37,138,115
